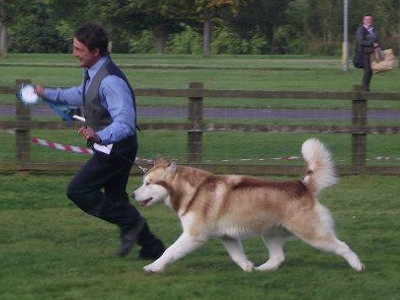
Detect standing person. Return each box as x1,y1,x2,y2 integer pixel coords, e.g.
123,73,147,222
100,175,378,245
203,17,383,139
355,13,379,91
34,22,165,260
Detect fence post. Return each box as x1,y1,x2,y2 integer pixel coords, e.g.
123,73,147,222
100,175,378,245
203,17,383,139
351,85,367,174
15,79,31,170
187,82,204,163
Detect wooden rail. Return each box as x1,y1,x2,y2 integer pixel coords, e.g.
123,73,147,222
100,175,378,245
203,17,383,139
1,80,400,175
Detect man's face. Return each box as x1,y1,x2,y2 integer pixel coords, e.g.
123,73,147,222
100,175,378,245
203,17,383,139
363,16,373,27
72,38,100,68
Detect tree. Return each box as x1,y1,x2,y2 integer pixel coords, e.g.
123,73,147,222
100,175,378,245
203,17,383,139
0,5,6,58
0,0,17,58
94,0,193,54
223,0,292,54
186,0,248,57
8,1,69,53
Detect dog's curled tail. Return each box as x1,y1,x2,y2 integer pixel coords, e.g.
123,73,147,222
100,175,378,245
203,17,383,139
301,138,337,195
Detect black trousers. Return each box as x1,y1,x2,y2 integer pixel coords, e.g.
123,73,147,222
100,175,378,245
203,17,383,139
66,139,155,244
362,53,373,91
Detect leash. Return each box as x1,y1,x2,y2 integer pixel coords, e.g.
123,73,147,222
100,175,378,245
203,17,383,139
119,153,148,174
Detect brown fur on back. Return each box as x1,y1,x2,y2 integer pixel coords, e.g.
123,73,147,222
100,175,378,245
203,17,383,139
151,165,315,225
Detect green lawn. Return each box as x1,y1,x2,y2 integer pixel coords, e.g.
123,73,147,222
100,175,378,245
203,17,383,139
1,54,400,109
0,173,399,300
1,55,399,168
1,54,399,299
1,130,400,167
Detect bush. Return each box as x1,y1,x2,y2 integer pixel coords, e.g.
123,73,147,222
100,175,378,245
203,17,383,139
8,2,69,53
211,25,268,55
165,25,202,55
308,41,342,56
129,30,156,54
287,39,307,54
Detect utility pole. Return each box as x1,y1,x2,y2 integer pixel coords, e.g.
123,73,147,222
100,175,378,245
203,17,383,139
342,0,349,71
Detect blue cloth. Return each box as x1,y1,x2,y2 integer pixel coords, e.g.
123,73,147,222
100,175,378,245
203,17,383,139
43,56,136,145
46,102,74,123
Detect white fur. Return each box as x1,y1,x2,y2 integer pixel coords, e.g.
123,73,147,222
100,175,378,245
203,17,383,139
302,138,338,194
133,139,365,274
134,176,169,207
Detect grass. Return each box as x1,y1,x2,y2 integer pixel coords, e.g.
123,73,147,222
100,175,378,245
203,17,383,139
1,54,399,168
0,130,400,166
1,54,399,299
0,173,399,300
1,54,400,109
0,53,365,69
2,130,400,166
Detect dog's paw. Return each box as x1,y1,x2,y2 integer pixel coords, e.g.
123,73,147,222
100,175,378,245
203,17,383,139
238,260,254,272
352,262,365,272
143,263,164,274
254,258,283,272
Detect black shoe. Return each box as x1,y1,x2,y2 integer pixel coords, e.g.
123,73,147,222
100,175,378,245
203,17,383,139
138,238,165,260
117,219,145,258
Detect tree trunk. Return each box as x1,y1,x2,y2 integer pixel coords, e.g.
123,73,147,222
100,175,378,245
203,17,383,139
203,10,211,57
153,26,168,54
0,7,7,59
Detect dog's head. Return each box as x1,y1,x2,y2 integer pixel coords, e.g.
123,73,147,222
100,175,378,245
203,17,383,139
131,157,177,207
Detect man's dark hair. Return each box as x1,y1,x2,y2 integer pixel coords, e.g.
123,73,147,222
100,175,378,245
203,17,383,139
364,13,373,18
74,22,109,56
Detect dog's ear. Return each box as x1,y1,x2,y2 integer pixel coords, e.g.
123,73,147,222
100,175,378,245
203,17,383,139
154,155,166,167
166,160,177,173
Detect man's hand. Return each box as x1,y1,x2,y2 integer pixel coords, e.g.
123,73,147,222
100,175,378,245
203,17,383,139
78,126,101,144
34,85,45,97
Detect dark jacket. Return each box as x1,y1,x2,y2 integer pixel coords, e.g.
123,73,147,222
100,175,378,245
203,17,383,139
355,25,378,54
84,57,138,156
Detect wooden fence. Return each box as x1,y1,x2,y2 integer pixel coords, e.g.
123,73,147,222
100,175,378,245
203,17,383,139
1,80,400,175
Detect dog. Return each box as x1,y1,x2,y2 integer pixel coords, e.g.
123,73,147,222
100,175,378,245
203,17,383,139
132,138,364,273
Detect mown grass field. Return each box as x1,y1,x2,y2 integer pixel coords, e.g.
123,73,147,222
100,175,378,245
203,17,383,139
0,173,399,300
1,54,400,167
1,53,400,109
1,54,400,299
1,130,400,167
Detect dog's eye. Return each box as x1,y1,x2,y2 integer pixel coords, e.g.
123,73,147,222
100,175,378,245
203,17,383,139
145,182,150,186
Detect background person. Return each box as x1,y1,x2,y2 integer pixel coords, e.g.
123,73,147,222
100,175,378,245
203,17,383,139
355,13,379,91
35,22,165,260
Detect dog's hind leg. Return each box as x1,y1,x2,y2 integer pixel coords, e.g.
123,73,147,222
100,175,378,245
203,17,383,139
286,204,365,271
143,233,205,273
255,236,286,271
220,237,254,272
308,236,364,271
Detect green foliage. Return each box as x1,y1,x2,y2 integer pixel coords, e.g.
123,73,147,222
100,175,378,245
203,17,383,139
2,0,400,55
287,39,307,55
308,41,342,56
165,24,269,55
211,25,247,54
249,31,269,55
8,2,69,53
165,25,202,55
129,30,157,54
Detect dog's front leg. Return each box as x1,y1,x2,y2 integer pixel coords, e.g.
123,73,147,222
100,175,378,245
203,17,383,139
221,237,254,272
143,233,205,273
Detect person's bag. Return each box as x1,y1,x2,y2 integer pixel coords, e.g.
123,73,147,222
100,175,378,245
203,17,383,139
371,48,394,73
371,47,384,62
353,52,363,68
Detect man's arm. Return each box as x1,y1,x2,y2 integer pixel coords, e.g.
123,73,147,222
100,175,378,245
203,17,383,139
35,85,84,107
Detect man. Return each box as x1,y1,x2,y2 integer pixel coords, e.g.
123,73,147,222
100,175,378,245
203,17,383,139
35,22,164,260
355,13,379,91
